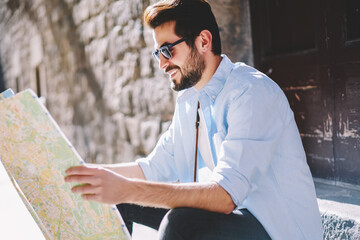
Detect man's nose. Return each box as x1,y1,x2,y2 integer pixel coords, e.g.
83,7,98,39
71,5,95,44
159,54,169,70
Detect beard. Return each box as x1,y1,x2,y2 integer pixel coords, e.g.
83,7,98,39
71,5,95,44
167,47,206,91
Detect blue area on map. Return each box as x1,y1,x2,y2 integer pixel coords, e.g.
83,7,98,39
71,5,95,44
0,89,15,99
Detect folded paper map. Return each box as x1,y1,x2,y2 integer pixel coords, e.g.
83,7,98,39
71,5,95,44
0,89,130,240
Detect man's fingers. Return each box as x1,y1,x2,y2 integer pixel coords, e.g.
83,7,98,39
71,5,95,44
81,193,100,202
65,165,100,175
64,175,101,185
71,184,102,195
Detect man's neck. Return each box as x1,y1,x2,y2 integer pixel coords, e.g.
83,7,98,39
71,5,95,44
194,55,222,91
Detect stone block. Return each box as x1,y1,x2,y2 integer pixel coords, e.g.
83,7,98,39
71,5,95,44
113,113,127,141
64,0,75,8
123,19,143,49
143,24,154,47
114,35,127,59
121,52,139,82
95,12,106,38
106,26,121,63
101,60,114,88
105,11,115,32
96,37,108,64
115,141,136,163
73,1,90,26
133,77,175,117
79,20,96,44
36,4,46,20
72,126,88,160
140,120,160,155
140,48,153,78
11,50,21,77
30,34,43,67
93,0,109,16
129,0,144,17
103,76,122,114
125,117,141,148
31,0,43,8
88,0,97,17
118,85,133,116
50,5,62,23
107,26,122,62
86,38,107,66
131,80,147,115
110,1,132,27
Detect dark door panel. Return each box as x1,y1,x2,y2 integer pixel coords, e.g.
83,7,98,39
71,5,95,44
250,0,360,185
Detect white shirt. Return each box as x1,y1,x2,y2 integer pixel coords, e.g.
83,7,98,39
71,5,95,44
137,55,323,239
197,106,215,182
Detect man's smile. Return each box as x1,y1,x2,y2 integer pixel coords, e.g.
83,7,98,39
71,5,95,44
167,68,179,79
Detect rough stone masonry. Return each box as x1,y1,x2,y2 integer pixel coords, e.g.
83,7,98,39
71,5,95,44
0,0,252,164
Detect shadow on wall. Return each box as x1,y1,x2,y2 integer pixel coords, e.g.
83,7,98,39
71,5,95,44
0,58,5,92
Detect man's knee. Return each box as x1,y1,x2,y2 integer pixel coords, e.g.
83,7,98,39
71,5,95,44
158,208,197,240
116,203,130,219
116,204,134,234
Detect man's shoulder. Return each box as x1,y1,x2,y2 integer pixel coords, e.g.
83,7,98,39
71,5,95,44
228,62,271,85
225,63,280,95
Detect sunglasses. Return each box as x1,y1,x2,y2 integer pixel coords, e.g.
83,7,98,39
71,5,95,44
152,37,187,62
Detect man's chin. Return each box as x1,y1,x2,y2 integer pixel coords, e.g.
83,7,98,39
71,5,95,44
170,80,181,92
170,76,197,91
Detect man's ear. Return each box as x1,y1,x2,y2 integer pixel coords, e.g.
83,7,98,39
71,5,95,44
196,30,213,54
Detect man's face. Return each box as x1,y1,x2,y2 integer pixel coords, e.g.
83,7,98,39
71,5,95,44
153,21,205,91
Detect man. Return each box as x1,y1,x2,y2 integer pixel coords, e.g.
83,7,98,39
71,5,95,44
65,0,323,239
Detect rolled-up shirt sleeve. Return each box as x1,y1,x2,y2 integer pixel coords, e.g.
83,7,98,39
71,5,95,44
211,78,287,207
136,120,178,182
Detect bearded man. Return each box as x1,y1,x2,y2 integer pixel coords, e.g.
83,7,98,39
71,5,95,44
65,0,323,239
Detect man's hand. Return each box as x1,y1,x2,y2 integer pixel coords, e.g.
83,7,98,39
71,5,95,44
64,165,131,204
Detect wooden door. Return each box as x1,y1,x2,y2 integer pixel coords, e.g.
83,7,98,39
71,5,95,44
250,0,360,185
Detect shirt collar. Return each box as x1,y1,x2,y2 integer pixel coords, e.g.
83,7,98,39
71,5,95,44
177,54,233,104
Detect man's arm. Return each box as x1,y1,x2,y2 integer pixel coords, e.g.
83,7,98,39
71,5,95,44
128,179,236,214
102,162,146,180
64,165,235,214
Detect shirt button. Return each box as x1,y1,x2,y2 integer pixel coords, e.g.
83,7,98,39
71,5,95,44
212,95,216,99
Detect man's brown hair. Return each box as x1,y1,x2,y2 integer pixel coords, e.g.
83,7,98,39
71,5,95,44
144,0,221,55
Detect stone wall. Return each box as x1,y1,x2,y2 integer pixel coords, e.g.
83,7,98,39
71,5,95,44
0,0,252,164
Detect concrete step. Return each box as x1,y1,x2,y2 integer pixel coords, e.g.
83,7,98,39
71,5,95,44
315,180,360,239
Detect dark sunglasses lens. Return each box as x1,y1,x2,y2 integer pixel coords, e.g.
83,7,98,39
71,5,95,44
160,47,172,59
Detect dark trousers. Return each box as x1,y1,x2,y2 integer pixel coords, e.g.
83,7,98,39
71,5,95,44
116,204,271,240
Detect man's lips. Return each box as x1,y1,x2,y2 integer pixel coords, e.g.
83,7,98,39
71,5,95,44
166,68,179,79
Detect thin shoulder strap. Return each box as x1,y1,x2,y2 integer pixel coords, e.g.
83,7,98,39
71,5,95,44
194,101,200,182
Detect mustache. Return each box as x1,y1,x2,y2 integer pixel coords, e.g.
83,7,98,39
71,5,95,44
165,66,180,73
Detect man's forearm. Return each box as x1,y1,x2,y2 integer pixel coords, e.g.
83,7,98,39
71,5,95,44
127,180,235,214
89,162,146,180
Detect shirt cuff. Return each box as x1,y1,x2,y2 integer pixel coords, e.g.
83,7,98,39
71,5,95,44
211,170,248,208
